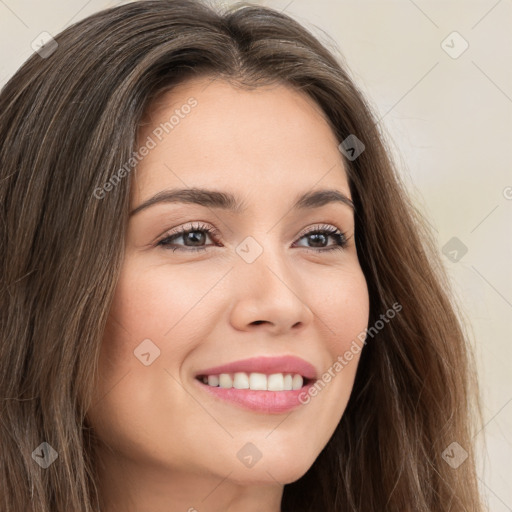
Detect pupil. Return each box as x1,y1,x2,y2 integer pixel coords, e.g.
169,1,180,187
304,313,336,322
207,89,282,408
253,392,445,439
310,233,326,247
186,231,204,245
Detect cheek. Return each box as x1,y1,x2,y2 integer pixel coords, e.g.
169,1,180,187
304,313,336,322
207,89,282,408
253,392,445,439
313,267,370,353
104,260,215,363
297,267,369,438
90,259,227,435
87,261,208,465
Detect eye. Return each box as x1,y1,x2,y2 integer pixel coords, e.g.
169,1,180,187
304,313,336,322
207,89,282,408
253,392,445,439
156,222,349,253
156,222,219,252
293,224,349,253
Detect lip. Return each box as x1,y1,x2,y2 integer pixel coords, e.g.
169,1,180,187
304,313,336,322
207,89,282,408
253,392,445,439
193,355,317,414
194,355,318,380
195,381,314,414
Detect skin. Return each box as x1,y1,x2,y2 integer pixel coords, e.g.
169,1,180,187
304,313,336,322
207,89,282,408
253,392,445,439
86,76,370,512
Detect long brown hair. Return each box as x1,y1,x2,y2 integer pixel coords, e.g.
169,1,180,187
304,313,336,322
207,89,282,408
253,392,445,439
0,1,485,510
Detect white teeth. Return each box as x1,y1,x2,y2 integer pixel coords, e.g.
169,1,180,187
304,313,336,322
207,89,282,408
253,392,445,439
207,375,219,387
201,372,306,391
233,372,249,389
249,372,267,390
218,373,233,388
292,374,303,390
267,373,284,391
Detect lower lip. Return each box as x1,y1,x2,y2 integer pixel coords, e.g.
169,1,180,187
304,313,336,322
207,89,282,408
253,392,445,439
195,379,314,413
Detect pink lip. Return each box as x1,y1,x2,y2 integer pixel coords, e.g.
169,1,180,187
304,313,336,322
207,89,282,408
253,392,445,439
195,355,317,380
195,382,314,414
193,355,317,414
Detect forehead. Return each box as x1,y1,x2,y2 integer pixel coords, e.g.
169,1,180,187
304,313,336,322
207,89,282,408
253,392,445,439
133,77,350,205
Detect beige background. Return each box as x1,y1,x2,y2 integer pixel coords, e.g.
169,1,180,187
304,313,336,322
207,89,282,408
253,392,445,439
1,0,511,509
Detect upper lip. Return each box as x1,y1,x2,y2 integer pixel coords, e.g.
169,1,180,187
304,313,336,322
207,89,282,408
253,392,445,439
195,355,318,380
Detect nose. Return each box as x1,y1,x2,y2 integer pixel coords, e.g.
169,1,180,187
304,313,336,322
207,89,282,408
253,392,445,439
227,240,315,335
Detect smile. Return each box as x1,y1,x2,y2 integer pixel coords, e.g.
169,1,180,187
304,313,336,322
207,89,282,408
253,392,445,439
193,356,317,413
197,372,308,391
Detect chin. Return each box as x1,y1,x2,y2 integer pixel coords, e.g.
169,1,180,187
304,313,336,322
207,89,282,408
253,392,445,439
226,465,311,486
218,448,316,486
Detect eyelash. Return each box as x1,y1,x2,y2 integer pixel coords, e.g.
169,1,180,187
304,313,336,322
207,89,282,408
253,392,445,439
156,221,349,254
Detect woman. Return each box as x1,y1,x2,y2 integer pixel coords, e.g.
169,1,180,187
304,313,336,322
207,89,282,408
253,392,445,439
0,1,485,511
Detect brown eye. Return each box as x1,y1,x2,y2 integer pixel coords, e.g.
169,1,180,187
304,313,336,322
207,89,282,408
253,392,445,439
157,222,219,252
294,225,348,252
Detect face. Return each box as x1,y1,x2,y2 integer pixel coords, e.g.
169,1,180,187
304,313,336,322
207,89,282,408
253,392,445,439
87,77,369,503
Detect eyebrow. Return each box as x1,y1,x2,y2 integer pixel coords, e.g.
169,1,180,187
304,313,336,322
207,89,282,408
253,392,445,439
129,187,354,217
